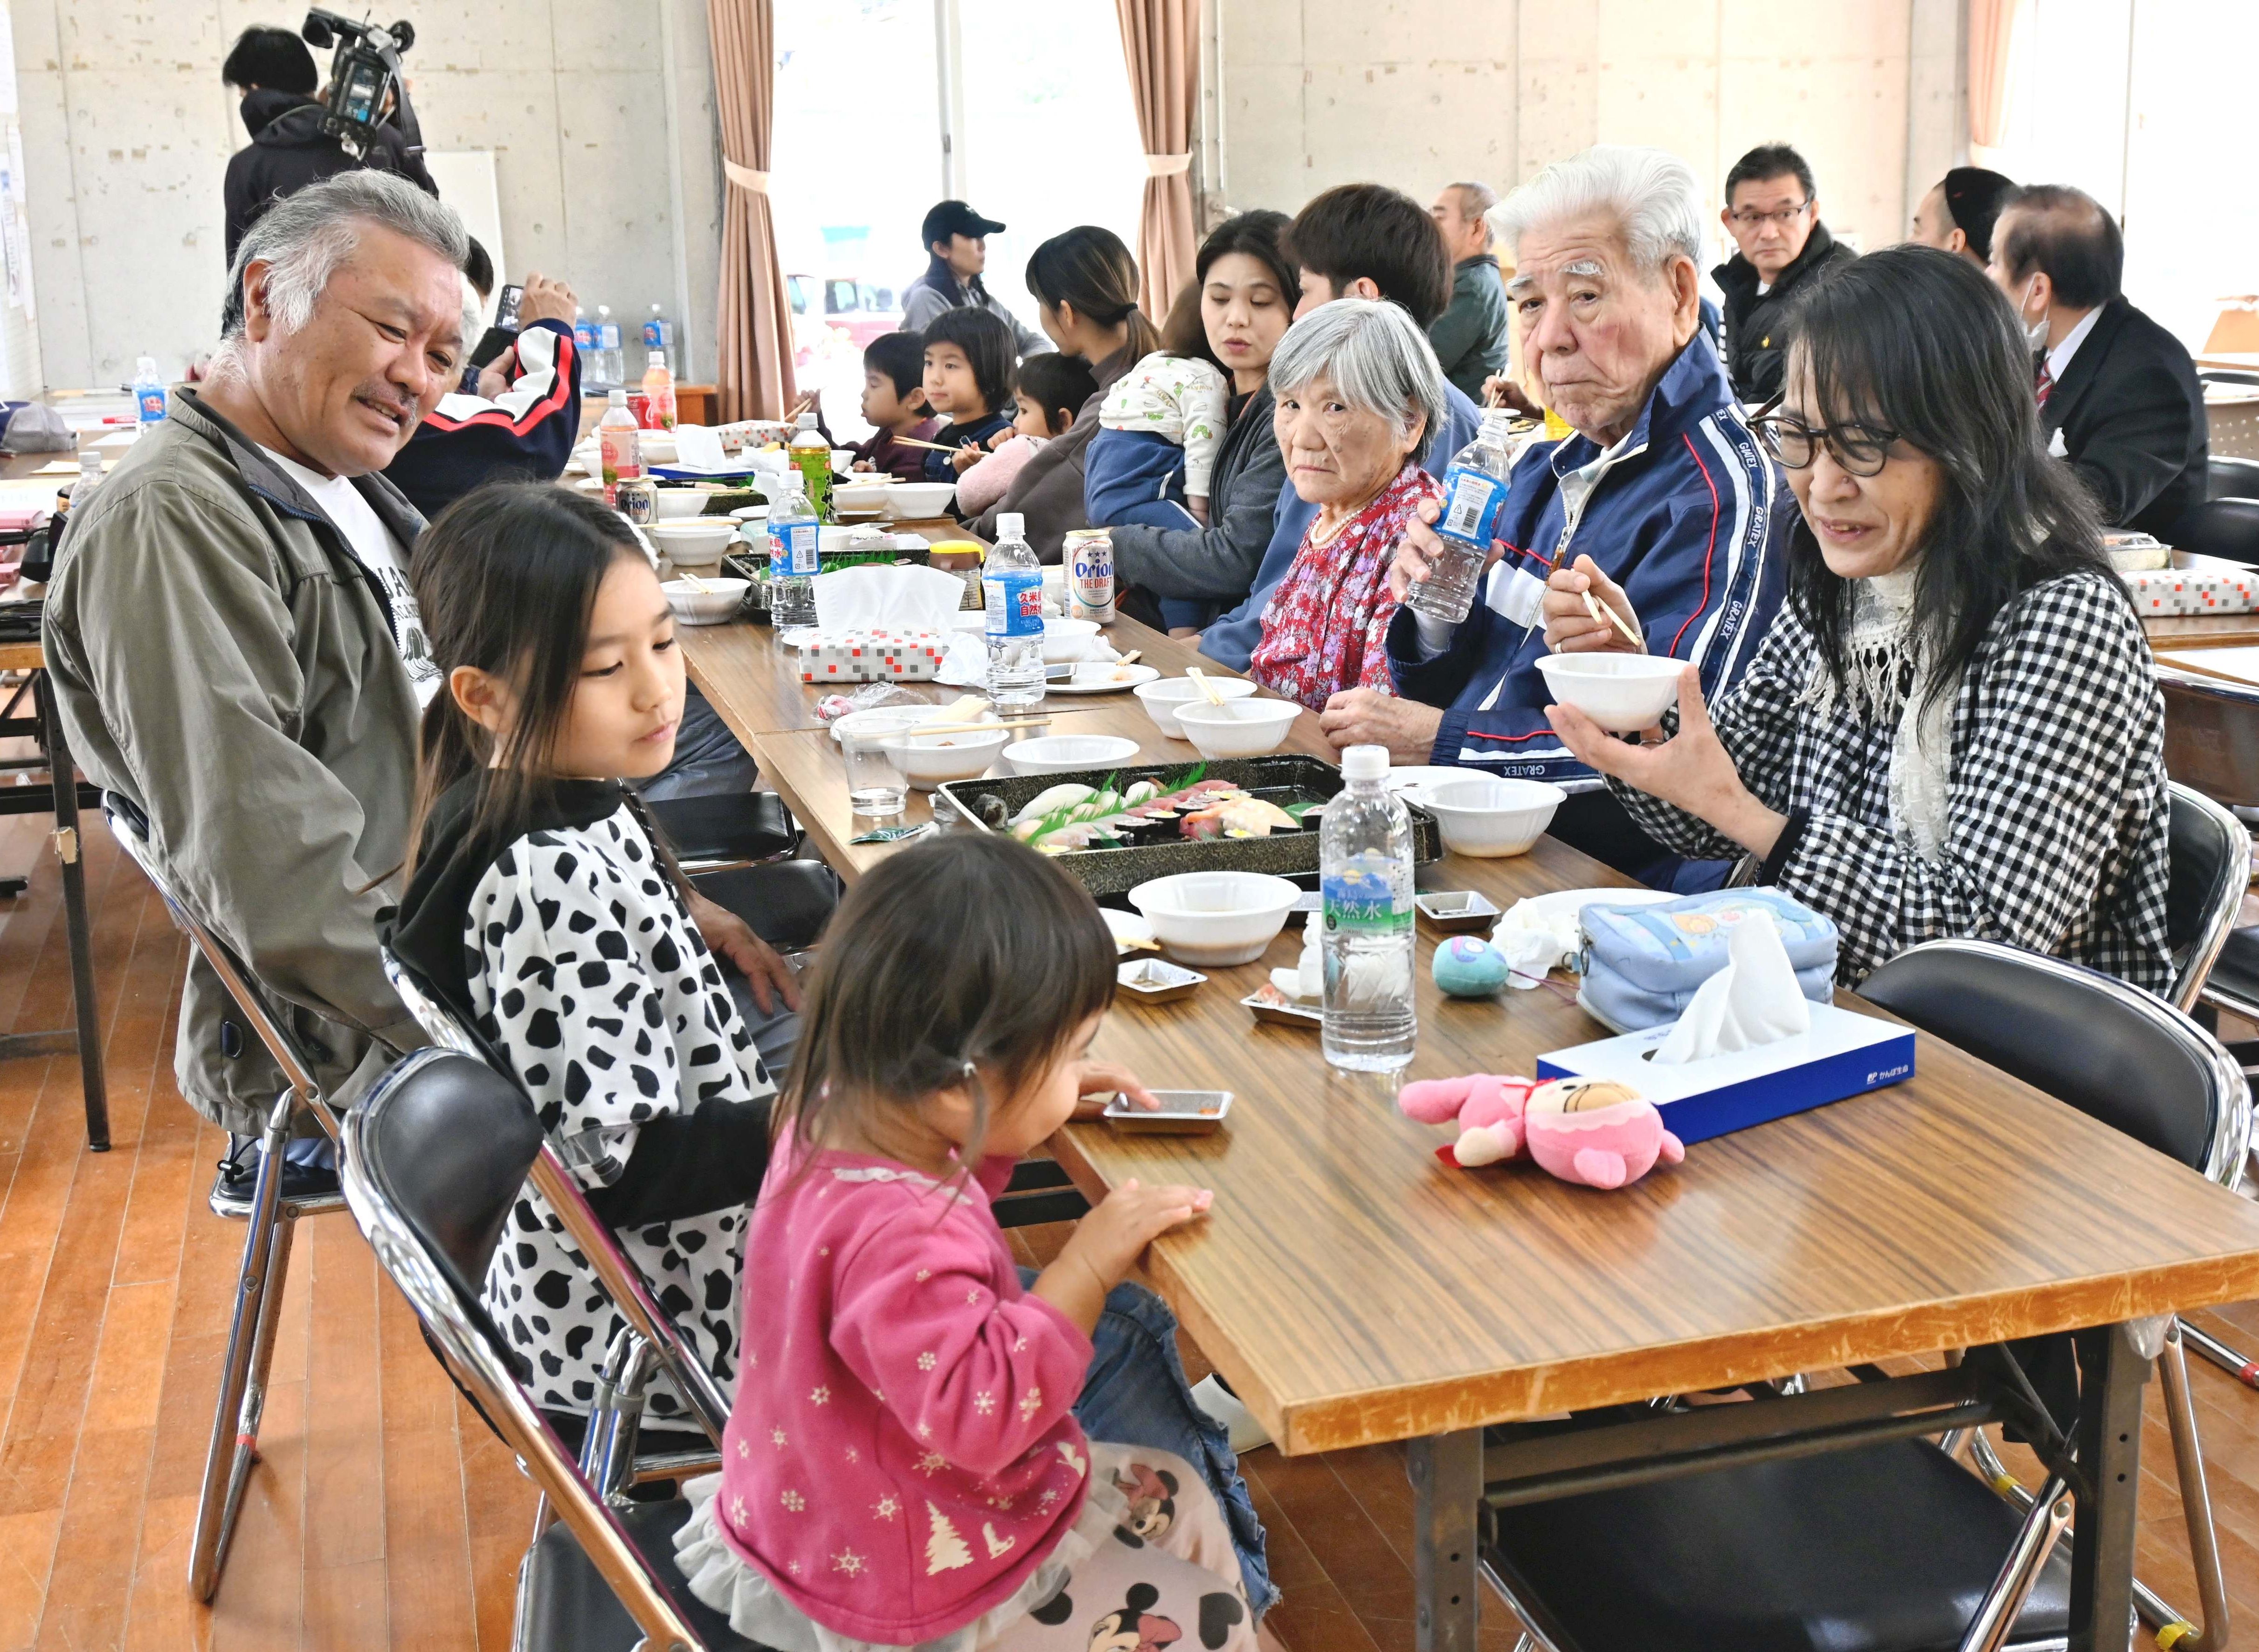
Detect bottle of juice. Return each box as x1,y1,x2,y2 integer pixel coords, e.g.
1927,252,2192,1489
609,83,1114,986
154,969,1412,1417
641,350,677,431
597,388,642,507
789,411,832,522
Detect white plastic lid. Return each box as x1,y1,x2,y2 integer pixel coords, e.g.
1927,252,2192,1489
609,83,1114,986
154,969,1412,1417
607,386,625,404
647,349,666,367
998,513,1025,537
136,356,159,379
797,411,818,430
1341,744,1388,781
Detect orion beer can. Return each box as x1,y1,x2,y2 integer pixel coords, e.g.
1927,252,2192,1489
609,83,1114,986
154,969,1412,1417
616,479,657,526
1064,529,1116,623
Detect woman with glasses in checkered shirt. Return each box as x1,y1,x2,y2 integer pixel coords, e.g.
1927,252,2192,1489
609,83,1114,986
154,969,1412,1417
1538,243,2169,994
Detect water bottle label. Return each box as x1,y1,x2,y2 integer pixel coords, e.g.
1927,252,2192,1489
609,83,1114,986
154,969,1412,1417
1437,463,1506,547
769,519,819,578
1321,864,1412,936
983,568,1044,638
642,319,662,349
574,321,596,349
136,387,166,423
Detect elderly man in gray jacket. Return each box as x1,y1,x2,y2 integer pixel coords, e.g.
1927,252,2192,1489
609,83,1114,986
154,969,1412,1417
45,170,796,1204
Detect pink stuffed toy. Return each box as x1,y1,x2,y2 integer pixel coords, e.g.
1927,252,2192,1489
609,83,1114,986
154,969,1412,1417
1397,1074,1684,1190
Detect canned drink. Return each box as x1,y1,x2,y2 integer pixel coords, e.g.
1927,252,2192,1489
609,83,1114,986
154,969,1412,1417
616,479,657,525
1064,528,1115,623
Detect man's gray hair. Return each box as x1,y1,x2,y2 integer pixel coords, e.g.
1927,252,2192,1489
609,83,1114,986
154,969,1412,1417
220,169,468,341
1269,297,1447,452
1448,180,1499,220
1490,144,1705,278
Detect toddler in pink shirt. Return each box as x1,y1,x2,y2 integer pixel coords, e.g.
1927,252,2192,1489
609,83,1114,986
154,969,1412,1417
673,835,1260,1651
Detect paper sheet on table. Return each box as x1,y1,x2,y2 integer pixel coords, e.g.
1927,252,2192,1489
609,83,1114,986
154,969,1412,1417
1653,909,1810,1064
29,462,78,476
811,563,964,633
672,424,726,470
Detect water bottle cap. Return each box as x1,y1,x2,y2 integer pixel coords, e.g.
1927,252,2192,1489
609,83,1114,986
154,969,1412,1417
607,387,625,405
998,513,1024,537
1341,744,1388,781
136,356,159,378
797,412,818,430
648,350,666,367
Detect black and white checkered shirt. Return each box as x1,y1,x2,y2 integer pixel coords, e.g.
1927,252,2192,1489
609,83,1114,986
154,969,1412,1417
1611,569,2172,993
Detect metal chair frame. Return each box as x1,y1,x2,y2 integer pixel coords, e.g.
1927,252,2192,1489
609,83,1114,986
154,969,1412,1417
103,798,349,1604
2170,782,2250,1015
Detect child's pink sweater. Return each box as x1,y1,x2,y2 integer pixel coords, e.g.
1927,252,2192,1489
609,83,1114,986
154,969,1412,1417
716,1145,1094,1644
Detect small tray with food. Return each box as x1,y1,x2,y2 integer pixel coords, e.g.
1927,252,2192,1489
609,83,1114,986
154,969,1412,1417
1242,982,1323,1027
1116,958,1206,1004
939,755,1442,896
1102,1090,1234,1135
1415,890,1501,933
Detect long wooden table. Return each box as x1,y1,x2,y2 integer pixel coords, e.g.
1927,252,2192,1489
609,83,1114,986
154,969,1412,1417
682,612,2259,1651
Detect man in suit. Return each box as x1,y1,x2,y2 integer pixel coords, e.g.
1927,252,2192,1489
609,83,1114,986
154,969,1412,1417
1989,184,2206,537
1711,143,1856,403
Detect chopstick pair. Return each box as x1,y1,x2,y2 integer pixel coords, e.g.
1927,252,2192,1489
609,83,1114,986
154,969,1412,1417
898,716,1050,737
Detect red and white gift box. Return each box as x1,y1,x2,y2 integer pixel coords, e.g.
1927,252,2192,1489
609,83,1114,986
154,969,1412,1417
792,628,947,682
2125,564,2259,616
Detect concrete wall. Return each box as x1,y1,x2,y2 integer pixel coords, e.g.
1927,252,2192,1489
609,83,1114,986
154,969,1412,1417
11,0,724,390
1214,0,1967,267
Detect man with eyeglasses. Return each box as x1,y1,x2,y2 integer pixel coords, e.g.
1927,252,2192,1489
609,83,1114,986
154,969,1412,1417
1713,143,1855,404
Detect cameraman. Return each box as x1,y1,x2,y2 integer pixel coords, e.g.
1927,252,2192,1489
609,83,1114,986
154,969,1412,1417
222,22,435,263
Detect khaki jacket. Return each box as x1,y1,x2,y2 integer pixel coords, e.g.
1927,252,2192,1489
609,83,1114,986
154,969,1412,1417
43,391,429,1136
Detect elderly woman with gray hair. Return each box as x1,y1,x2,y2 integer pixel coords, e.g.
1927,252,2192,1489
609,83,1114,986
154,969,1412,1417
1248,298,1448,709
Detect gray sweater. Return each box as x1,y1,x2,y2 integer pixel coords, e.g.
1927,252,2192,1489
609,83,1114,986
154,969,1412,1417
900,275,1053,361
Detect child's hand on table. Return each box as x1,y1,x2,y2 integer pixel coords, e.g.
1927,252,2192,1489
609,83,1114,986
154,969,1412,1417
1073,1060,1159,1120
1033,1177,1213,1333
949,443,984,473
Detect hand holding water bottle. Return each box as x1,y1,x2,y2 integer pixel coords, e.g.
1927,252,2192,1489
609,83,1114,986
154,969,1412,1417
1390,497,1503,603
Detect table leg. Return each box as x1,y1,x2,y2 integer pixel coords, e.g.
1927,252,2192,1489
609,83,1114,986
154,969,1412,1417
2068,1323,2149,1652
1407,1428,1483,1652
38,674,106,1150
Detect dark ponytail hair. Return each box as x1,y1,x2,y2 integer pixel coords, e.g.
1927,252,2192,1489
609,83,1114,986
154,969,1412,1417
401,482,651,882
1024,226,1160,364
774,834,1118,1177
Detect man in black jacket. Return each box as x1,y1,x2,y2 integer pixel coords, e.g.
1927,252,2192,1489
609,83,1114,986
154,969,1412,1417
1989,184,2206,538
221,25,437,263
1711,143,1856,403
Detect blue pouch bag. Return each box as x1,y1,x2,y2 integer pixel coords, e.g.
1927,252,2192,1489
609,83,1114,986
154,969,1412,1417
1578,888,1838,1032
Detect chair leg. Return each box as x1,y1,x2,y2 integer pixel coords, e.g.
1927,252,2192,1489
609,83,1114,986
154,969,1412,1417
188,1094,297,1602
2179,1316,2259,1390
2160,1320,2233,1647
1956,1476,2072,1652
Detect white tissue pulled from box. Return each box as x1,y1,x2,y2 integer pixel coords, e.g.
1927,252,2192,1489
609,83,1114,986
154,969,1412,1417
1269,914,1324,1001
1653,909,1810,1065
790,564,964,682
1492,897,1582,991
671,424,728,471
937,626,1121,688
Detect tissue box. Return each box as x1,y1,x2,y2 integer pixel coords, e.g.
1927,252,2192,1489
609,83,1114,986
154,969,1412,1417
793,629,947,682
2125,566,2259,615
1536,1003,1915,1146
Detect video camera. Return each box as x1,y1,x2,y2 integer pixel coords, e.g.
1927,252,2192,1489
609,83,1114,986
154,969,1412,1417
300,9,419,162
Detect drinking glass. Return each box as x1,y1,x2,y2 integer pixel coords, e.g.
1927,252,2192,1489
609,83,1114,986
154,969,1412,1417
841,729,908,817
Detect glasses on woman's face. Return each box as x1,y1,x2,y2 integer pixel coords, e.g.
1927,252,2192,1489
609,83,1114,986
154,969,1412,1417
1749,399,1900,478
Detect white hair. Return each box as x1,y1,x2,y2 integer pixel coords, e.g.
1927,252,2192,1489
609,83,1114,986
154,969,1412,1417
1489,145,1705,279
220,169,469,343
1269,297,1447,452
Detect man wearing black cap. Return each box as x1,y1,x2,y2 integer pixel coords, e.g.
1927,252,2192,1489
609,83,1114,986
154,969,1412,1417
901,199,1052,358
1909,167,2017,268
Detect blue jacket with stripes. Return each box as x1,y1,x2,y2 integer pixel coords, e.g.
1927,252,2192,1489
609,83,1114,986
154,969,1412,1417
1385,333,1785,786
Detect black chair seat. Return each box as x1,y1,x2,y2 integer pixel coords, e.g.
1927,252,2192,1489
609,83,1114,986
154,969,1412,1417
2174,497,2259,566
523,1496,779,1652
691,859,841,952
647,791,797,863
2207,925,2259,1013
1487,1439,2070,1652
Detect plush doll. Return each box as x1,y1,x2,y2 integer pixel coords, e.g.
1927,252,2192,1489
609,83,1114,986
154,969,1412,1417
1397,1073,1684,1189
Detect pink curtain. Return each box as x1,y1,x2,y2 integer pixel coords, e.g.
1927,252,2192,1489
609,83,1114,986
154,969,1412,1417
1113,0,1200,321
1968,0,2017,151
710,0,797,422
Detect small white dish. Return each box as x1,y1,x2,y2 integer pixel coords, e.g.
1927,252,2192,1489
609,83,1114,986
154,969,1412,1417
831,476,892,514
1101,908,1159,953
830,448,858,472
829,704,954,746
647,518,740,570
1002,735,1143,776
729,503,771,522
1533,653,1685,733
1422,777,1567,857
885,481,958,518
1054,662,1161,693
1173,698,1300,759
1133,676,1259,739
661,577,749,626
1127,871,1301,967
879,726,1013,789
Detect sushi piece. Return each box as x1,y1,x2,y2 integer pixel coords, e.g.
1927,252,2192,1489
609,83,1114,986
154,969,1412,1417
1012,783,1096,825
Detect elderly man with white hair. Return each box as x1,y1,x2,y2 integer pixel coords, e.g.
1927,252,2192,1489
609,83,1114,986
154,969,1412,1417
1354,144,1788,888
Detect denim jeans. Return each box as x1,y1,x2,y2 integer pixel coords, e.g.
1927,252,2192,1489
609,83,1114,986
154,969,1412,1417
1021,1266,1278,1616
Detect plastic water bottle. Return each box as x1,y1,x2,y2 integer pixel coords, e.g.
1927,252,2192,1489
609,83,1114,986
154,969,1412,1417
131,357,166,430
1410,408,1520,626
789,411,832,522
767,472,820,627
595,305,625,388
982,512,1045,709
1320,744,1416,1072
597,388,641,507
573,308,597,369
641,350,677,431
644,304,676,375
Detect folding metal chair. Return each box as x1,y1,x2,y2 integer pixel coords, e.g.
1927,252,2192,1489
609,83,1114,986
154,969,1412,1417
102,794,349,1603
1858,938,2252,1650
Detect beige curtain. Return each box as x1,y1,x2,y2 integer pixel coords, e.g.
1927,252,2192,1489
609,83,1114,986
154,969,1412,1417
1113,0,1200,321
710,0,797,422
1968,0,2017,151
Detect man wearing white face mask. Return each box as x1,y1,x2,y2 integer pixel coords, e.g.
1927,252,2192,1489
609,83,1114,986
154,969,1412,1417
1987,184,2206,538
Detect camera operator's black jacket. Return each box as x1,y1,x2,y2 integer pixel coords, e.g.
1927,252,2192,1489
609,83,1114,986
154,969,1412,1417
224,89,439,263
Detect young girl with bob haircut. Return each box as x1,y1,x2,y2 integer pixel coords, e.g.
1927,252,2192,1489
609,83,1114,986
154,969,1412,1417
670,833,1265,1651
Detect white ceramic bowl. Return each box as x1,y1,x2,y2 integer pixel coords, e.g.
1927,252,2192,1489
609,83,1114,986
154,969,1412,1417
1422,777,1566,858
1002,735,1142,777
650,489,712,520
647,518,740,569
831,477,892,514
879,726,1013,789
1533,653,1685,733
662,577,750,626
1039,616,1101,664
1173,698,1300,759
885,481,957,518
1128,871,1301,967
830,448,857,472
638,433,679,465
1133,676,1259,739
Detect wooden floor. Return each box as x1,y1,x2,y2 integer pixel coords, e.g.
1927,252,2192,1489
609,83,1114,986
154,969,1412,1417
9,808,2259,1649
